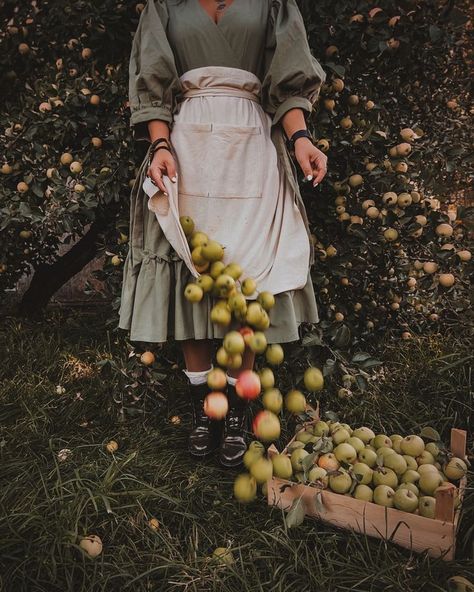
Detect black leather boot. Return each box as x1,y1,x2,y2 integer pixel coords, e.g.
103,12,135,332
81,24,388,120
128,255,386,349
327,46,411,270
219,382,248,468
188,382,222,458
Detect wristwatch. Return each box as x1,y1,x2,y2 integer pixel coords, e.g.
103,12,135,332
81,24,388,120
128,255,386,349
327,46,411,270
285,129,314,151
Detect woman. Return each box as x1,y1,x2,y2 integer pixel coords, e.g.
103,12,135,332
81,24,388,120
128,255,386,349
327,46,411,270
118,0,327,467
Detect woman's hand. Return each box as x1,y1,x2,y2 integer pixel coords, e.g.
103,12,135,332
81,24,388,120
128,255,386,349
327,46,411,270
147,148,178,196
294,138,328,188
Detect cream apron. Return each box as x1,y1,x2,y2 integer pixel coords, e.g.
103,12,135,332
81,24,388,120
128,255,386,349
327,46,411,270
147,65,310,297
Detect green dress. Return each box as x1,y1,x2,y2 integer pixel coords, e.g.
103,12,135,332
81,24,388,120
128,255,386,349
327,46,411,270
118,0,326,343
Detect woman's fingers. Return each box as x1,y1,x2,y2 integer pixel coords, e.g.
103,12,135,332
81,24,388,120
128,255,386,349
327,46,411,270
311,153,327,186
148,165,168,195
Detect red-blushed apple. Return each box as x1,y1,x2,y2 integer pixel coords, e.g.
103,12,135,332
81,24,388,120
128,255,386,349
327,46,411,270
204,392,228,420
236,370,261,400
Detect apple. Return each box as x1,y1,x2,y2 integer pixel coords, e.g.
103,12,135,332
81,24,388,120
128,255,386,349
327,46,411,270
401,469,420,484
247,332,267,354
287,441,305,454
179,215,195,236
352,427,375,444
210,261,225,278
290,448,309,471
416,450,435,466
340,423,353,435
303,367,324,391
317,453,340,472
79,535,103,558
334,443,358,464
252,410,280,442
249,457,273,484
285,389,306,413
383,453,408,476
215,274,236,297
236,370,261,400
241,277,257,296
397,482,419,496
329,471,353,494
390,435,404,453
229,293,247,313
332,428,351,445
351,462,374,485
257,291,275,310
258,368,275,390
444,457,468,481
184,284,204,302
105,440,118,453
418,496,436,518
425,442,440,459
207,368,227,390
373,485,395,507
140,351,155,366
371,435,393,449
204,392,228,419
233,473,257,502
418,472,443,495
346,437,365,453
223,331,245,355
262,388,283,414
354,484,373,502
211,305,232,326
308,466,328,486
417,463,439,476
212,547,234,566
201,240,224,262
358,448,378,468
393,488,418,513
313,421,330,437
296,430,315,444
373,467,398,488
400,435,425,457
271,454,293,479
377,446,396,459
265,344,284,366
403,455,418,471
243,448,263,470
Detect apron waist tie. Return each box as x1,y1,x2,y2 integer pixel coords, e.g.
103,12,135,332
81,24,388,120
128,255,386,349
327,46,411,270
180,87,260,103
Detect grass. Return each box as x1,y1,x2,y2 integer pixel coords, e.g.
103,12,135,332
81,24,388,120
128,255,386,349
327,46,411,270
0,307,473,592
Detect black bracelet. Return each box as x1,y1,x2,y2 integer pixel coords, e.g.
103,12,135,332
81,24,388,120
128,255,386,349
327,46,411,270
286,129,314,151
147,145,173,168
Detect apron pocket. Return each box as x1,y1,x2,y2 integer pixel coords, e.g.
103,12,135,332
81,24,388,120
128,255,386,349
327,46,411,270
209,123,264,199
171,121,264,199
171,122,212,197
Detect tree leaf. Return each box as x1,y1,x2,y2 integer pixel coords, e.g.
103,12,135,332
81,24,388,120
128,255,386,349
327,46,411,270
420,426,441,442
285,496,306,529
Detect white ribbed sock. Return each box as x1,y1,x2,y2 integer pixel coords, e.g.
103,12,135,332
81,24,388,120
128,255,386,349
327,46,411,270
226,374,237,386
183,365,213,385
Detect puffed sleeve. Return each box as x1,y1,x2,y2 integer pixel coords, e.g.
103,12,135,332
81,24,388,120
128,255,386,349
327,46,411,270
128,0,182,142
261,0,326,128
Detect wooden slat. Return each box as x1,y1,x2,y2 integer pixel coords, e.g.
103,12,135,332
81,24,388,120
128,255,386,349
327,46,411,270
450,428,467,459
267,477,456,559
435,483,456,522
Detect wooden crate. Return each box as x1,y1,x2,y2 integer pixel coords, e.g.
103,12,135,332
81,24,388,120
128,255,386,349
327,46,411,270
267,411,468,560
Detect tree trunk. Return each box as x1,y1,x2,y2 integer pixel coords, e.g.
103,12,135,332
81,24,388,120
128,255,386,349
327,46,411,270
18,218,107,317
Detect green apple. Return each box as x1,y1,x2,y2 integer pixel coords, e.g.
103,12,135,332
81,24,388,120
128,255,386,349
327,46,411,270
444,457,468,481
397,482,419,496
425,442,440,459
390,434,404,454
296,430,315,444
334,443,357,464
371,435,393,449
287,441,305,453
373,484,395,507
373,467,398,488
393,488,419,513
313,421,330,437
243,449,263,470
418,472,443,495
340,423,353,435
248,441,265,454
347,437,365,453
262,388,283,414
418,496,436,518
290,448,309,472
329,471,353,494
249,457,273,484
332,428,351,445
303,366,324,392
271,454,293,480
403,455,418,471
308,466,328,486
358,448,378,468
400,435,425,457
383,453,408,476
352,427,375,444
351,462,374,485
233,473,257,503
416,450,435,466
258,368,275,390
401,469,420,484
417,463,439,476
377,446,397,459
354,484,373,502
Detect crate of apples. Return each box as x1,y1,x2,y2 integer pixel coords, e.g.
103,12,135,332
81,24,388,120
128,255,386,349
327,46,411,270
266,410,468,560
